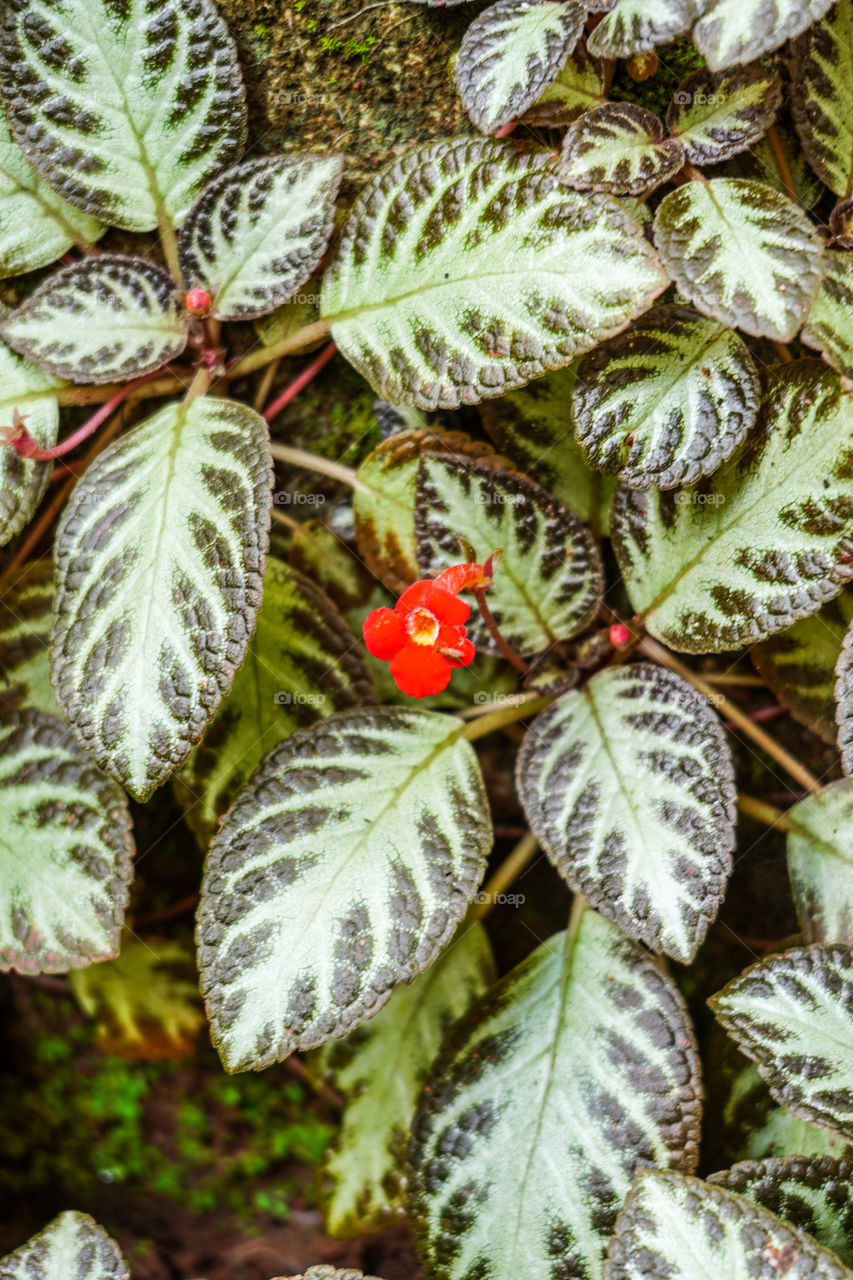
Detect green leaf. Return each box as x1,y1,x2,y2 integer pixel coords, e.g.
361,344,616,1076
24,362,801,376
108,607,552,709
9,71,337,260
0,1211,128,1280
0,337,63,547
652,178,822,341
612,362,853,654
518,663,736,961
709,1155,853,1265
666,65,783,166
791,0,853,200
479,366,617,533
454,0,586,134
197,707,492,1072
0,0,246,232
559,103,683,195
786,781,853,946
289,519,373,613
587,0,697,56
752,591,853,745
178,154,343,321
572,303,760,489
51,394,272,802
0,708,134,974
802,250,853,381
692,0,835,70
748,123,825,211
320,138,668,410
711,944,853,1140
606,1169,853,1279
0,560,58,717
409,909,701,1280
284,1272,386,1280
521,39,608,127
312,923,495,1236
416,453,603,656
720,1060,853,1165
0,256,187,385
176,559,374,844
0,112,104,277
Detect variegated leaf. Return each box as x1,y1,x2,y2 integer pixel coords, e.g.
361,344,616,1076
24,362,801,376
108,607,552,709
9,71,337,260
0,560,58,716
802,250,853,381
587,0,698,56
559,103,683,196
178,154,343,321
605,1169,853,1280
0,338,63,547
835,618,853,776
284,1272,385,1280
748,122,825,211
653,178,822,341
666,65,783,166
320,138,668,410
709,1155,853,1265
51,395,272,802
454,0,586,134
409,909,702,1280
311,923,494,1237
0,0,246,231
197,707,492,1072
176,558,374,845
752,591,853,745
479,366,617,534
787,781,853,946
517,663,736,961
612,362,853,653
711,944,853,1140
692,0,835,69
720,1060,853,1165
521,39,607,127
572,304,760,489
0,257,187,385
416,453,603,657
0,112,104,277
0,708,134,974
0,1211,128,1280
791,0,853,200
288,519,373,614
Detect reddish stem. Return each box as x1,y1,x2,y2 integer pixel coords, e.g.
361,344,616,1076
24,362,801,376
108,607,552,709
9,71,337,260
473,588,530,675
3,371,161,461
262,342,337,423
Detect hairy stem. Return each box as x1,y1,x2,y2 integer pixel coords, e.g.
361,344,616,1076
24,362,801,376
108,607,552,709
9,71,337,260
13,372,162,461
471,831,539,920
473,588,530,674
263,342,337,422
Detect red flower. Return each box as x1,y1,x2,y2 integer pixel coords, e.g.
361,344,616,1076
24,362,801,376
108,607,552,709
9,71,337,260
363,563,489,698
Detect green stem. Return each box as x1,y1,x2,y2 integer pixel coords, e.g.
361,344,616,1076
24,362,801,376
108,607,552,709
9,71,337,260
565,890,588,943
462,694,553,742
229,319,333,378
268,442,368,493
471,831,539,920
737,794,792,832
159,219,182,282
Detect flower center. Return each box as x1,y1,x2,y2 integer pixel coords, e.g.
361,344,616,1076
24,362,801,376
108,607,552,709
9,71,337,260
406,606,439,646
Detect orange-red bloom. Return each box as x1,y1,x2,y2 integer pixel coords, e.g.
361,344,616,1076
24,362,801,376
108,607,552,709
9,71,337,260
363,562,489,698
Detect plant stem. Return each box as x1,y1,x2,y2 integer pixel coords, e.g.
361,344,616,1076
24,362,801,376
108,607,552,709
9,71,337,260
228,319,333,378
15,372,162,461
263,342,337,422
737,793,791,832
159,219,182,282
471,831,539,920
473,588,530,674
462,693,553,742
639,636,822,795
253,358,281,412
56,372,189,408
565,890,588,946
268,442,368,493
766,125,798,204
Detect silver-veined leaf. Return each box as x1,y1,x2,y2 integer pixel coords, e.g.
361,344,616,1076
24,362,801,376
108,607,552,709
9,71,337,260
521,39,608,127
0,337,63,547
605,1169,853,1280
572,303,760,489
802,250,853,381
311,923,494,1237
0,111,104,277
197,706,492,1072
720,1059,853,1166
0,560,58,716
666,65,783,165
587,0,697,56
176,558,375,844
752,591,853,745
455,0,586,134
652,178,822,341
178,154,343,321
835,617,853,776
517,663,736,961
51,395,272,802
285,1272,385,1280
320,138,668,410
709,1155,853,1265
748,122,825,211
559,103,683,196
416,453,603,656
692,0,835,70
409,909,701,1280
612,362,853,654
711,944,853,1140
0,257,187,385
787,781,853,946
0,1211,128,1280
0,0,246,231
0,708,134,974
790,0,853,200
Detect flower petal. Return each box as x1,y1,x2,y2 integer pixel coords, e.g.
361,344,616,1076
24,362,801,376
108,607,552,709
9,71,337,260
363,607,405,659
444,637,476,669
389,643,452,698
398,580,470,624
433,561,490,596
